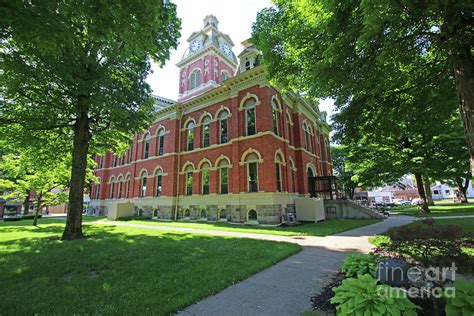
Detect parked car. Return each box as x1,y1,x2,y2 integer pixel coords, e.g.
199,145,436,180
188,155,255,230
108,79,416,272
393,199,410,206
411,198,422,205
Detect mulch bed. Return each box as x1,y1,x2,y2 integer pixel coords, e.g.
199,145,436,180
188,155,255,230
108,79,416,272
310,272,346,313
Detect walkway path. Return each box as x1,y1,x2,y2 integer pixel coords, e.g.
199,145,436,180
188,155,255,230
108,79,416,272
90,216,414,315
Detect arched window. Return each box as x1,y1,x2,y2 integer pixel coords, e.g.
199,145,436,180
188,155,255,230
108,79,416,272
289,159,296,193
219,110,229,144
157,129,165,156
221,71,230,82
184,209,190,217
275,154,283,192
219,209,227,220
219,159,229,194
185,165,193,196
117,177,123,198
109,178,116,199
307,126,313,153
286,112,292,145
272,99,280,136
246,153,259,192
244,98,257,136
186,122,194,151
125,175,131,198
201,162,210,195
155,169,163,197
95,183,101,199
189,69,201,90
248,209,257,221
143,133,151,159
202,117,211,148
140,172,147,197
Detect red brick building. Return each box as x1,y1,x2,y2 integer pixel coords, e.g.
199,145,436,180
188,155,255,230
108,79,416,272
90,15,332,224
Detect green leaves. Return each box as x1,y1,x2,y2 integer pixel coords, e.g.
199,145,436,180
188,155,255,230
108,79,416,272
341,253,378,278
331,274,420,316
445,280,474,316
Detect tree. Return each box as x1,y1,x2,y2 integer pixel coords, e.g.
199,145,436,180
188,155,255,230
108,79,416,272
252,0,474,171
331,146,357,199
0,1,180,239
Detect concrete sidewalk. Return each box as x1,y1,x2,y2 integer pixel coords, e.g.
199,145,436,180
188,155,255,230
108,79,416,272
174,216,415,316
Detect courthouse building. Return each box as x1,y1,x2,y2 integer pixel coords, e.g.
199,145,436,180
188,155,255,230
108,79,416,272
90,15,332,224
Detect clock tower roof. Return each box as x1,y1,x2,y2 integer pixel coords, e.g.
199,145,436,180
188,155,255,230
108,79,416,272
178,15,237,66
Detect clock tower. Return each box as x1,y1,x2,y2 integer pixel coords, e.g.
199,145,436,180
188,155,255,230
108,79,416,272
176,15,238,102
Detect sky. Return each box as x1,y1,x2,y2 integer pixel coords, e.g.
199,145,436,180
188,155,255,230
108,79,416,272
147,0,335,120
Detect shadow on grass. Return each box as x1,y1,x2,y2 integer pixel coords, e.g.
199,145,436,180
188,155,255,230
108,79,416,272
0,222,300,315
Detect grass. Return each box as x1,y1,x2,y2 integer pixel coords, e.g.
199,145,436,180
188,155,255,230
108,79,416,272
0,219,300,315
107,218,381,237
392,203,474,217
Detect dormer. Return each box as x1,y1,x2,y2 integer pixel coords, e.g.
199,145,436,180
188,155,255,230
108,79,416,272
237,39,262,74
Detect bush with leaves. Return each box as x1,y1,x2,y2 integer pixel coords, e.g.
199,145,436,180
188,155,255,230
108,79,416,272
331,274,420,315
375,220,473,267
445,280,474,316
341,253,378,278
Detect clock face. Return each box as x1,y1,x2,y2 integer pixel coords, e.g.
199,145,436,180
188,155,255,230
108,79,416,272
190,40,202,53
220,43,231,56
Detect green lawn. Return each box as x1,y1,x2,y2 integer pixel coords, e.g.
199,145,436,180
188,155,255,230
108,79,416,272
106,218,381,237
0,219,300,315
392,203,474,217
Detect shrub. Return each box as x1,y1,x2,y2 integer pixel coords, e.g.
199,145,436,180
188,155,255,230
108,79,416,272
375,220,473,267
445,280,474,316
4,216,22,222
341,253,378,277
331,274,420,315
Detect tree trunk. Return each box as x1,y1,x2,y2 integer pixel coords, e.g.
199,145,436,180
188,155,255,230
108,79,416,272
33,193,42,226
452,46,474,174
455,177,469,204
22,191,30,215
61,110,90,240
414,173,430,212
423,175,435,206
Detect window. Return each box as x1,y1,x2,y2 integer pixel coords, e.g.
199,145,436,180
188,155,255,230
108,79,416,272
244,99,257,136
143,133,151,159
156,175,162,197
219,209,227,220
201,163,210,195
445,190,450,194
110,182,115,199
219,160,229,194
95,183,100,199
221,71,230,82
98,156,103,168
121,155,125,166
202,117,210,148
125,176,130,198
185,166,193,196
128,146,133,163
186,122,194,151
184,209,190,217
189,69,201,90
433,190,440,195
248,209,257,221
272,100,280,136
200,209,207,218
157,129,165,156
219,111,229,144
275,163,282,192
244,156,259,194
286,112,292,145
113,155,118,167
118,180,123,198
141,174,147,197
